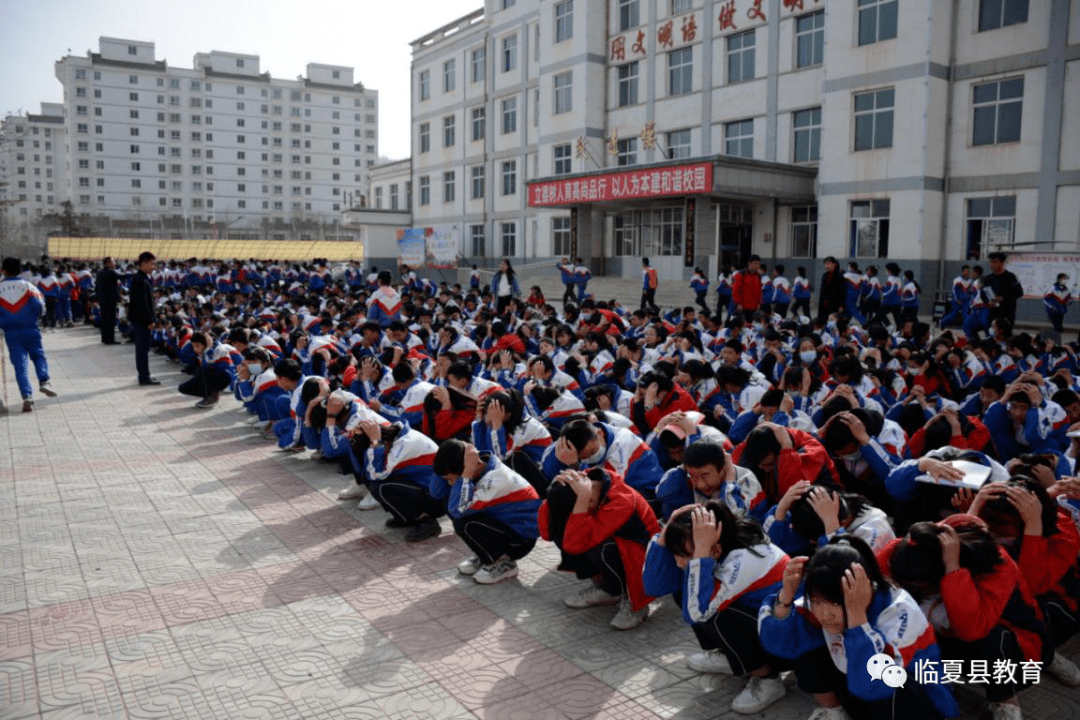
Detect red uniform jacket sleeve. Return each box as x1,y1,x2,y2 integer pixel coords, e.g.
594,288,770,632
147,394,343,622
1016,509,1080,596
940,549,1018,642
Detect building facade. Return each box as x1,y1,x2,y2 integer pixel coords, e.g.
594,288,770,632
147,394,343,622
404,0,1080,286
30,37,379,240
0,104,69,224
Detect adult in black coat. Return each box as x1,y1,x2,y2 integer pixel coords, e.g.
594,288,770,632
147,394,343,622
983,251,1024,326
816,256,846,323
129,251,159,385
95,256,121,344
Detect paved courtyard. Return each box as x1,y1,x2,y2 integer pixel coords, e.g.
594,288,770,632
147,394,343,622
1,323,1078,719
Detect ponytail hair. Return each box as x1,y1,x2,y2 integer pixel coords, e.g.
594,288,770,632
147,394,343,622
803,535,887,607
663,501,766,560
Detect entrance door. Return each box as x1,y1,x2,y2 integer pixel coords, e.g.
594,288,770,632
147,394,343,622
719,224,752,269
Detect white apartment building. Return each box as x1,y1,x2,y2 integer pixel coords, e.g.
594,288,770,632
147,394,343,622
43,37,378,239
0,104,69,222
405,0,1080,292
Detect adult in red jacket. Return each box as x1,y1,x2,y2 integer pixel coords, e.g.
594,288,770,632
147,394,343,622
879,514,1048,714
730,255,763,317
539,468,660,631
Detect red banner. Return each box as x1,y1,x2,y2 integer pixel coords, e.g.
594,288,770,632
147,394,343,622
528,162,713,207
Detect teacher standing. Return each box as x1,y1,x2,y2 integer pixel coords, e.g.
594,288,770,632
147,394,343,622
95,256,121,345
492,259,520,315
129,251,160,386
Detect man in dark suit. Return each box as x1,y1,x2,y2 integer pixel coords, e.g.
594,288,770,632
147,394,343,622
129,251,159,385
96,256,121,345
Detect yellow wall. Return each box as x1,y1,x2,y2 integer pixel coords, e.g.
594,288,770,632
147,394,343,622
47,237,365,262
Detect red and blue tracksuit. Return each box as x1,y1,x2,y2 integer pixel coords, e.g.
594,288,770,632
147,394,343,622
367,286,402,328
0,277,51,400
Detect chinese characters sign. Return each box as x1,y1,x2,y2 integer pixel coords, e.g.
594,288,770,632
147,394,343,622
528,163,713,207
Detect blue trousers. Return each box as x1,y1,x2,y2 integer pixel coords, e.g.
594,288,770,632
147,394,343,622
3,328,50,399
963,308,989,338
939,303,965,328
57,296,72,323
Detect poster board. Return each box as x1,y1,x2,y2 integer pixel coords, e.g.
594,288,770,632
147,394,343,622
1005,253,1080,299
396,228,426,267
425,225,461,268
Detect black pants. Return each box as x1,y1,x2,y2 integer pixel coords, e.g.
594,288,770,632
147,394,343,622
562,284,576,306
370,479,446,525
791,297,810,319
507,452,550,498
559,538,626,598
43,297,57,328
452,515,536,565
1048,313,1065,333
694,292,710,314
100,303,117,343
1041,593,1078,648
496,295,512,314
134,324,152,382
641,288,656,310
938,625,1028,703
875,306,903,328
691,603,790,676
178,367,232,399
773,303,790,319
793,646,943,720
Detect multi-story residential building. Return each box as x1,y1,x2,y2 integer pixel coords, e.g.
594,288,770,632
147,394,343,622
0,104,69,223
44,37,378,239
370,158,413,211
405,0,1079,288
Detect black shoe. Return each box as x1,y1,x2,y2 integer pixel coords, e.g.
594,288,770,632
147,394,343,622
385,517,413,529
102,341,122,345
404,519,442,543
138,377,161,386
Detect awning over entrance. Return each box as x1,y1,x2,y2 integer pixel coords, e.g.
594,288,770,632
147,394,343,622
527,155,817,209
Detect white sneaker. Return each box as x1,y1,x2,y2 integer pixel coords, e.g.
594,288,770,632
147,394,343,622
686,650,733,674
1048,651,1080,687
337,484,367,500
310,450,323,461
474,558,518,585
807,708,851,720
457,556,482,576
357,493,381,511
731,676,786,714
610,596,648,630
564,583,621,609
990,702,1023,720
39,382,57,398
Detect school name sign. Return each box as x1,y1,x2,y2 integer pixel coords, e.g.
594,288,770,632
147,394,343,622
528,162,713,207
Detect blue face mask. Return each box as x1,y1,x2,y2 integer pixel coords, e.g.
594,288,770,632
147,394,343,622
799,350,817,364
246,363,262,376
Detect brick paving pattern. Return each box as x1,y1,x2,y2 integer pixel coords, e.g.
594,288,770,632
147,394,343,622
1,319,1077,719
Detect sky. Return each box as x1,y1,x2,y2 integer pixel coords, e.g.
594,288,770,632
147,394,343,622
0,0,482,159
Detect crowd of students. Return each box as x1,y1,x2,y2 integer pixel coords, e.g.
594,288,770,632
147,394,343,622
51,253,1080,720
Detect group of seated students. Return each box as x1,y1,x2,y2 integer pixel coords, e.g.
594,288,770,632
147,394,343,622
128,257,1080,720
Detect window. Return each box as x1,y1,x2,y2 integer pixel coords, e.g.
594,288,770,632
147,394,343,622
419,70,430,101
470,225,486,256
129,75,138,84
554,72,573,114
668,47,693,95
666,129,691,159
555,1,574,42
619,0,639,30
796,10,825,68
854,88,894,150
390,184,400,210
444,60,456,93
791,206,818,256
618,62,639,106
613,208,684,256
725,119,753,157
501,160,517,195
469,165,485,199
554,143,573,174
502,97,517,134
444,115,456,147
472,47,486,83
441,172,455,203
966,196,1016,258
858,0,898,46
471,107,486,141
502,35,518,72
553,217,572,256
419,175,430,205
979,0,1028,31
374,187,383,208
502,0,515,8
792,107,822,162
419,122,431,152
973,78,1023,146
501,223,517,256
616,138,637,166
727,31,756,84
850,199,890,257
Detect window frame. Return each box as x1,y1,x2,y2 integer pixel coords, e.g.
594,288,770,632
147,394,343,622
724,119,754,158
853,88,895,151
668,47,693,96
849,199,891,257
972,77,1024,147
501,160,518,196
502,35,518,73
553,71,573,114
726,30,756,84
555,0,574,42
553,143,573,174
795,10,825,68
857,0,898,47
617,62,640,107
792,107,822,163
501,97,518,134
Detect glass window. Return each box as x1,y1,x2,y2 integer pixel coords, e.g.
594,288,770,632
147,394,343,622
853,88,894,150
553,217,572,256
501,223,517,256
502,97,517,134
444,60,455,93
555,1,574,42
725,119,753,157
669,48,693,96
979,0,1028,32
502,35,518,72
727,31,756,84
554,143,573,174
666,129,692,159
966,196,1016,258
792,107,822,163
443,171,455,203
419,122,430,153
796,10,825,68
472,47,486,83
671,0,692,13
419,175,430,205
502,160,517,195
850,199,891,257
472,166,485,199
616,138,637,166
419,70,430,101
470,224,486,256
618,62,639,107
472,107,486,141
619,0,639,30
790,206,818,257
858,0,898,46
554,72,573,114
443,115,456,147
972,78,1023,146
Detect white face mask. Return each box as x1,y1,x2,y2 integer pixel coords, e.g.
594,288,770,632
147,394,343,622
246,363,263,376
799,350,817,364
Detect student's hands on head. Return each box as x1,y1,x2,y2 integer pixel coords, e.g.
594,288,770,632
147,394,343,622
486,399,507,429
554,436,579,465
807,486,842,534
776,480,813,520
967,481,1006,517
690,506,722,560
939,524,962,574
1005,485,1044,536
658,503,698,547
842,563,874,628
778,556,808,605
917,457,966,485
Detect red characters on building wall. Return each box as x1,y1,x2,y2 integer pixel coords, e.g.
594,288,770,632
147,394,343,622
632,30,647,55
718,1,738,31
658,21,674,48
610,36,626,61
748,0,767,22
682,15,698,41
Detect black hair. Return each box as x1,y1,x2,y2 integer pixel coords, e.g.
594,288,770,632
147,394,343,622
715,365,751,390
888,521,1003,602
391,362,416,384
433,439,467,477
299,377,325,408
560,419,597,454
739,426,783,499
349,422,404,453
274,358,303,382
664,501,766,560
978,476,1059,542
682,440,727,470
803,535,888,608
637,370,674,393
790,487,872,544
